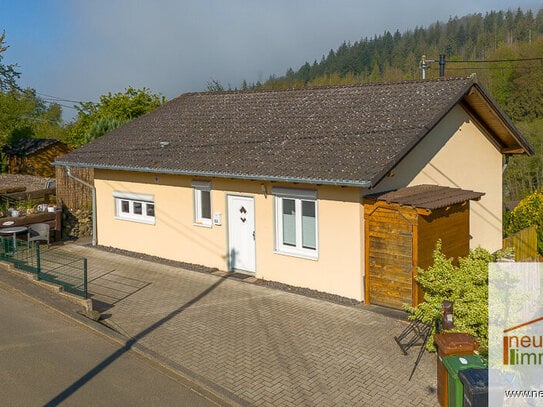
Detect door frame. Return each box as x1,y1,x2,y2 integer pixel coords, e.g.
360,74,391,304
227,194,256,273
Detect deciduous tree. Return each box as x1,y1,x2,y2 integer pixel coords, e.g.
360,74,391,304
67,87,165,147
0,31,20,92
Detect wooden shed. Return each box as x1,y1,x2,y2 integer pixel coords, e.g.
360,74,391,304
2,138,71,177
364,184,484,310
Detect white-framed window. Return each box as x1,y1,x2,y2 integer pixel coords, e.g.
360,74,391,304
113,191,155,224
273,187,318,259
192,180,212,227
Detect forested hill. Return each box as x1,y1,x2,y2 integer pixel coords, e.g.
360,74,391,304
258,8,543,121
252,7,543,205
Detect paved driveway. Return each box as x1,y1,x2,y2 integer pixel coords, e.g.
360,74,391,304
55,242,438,406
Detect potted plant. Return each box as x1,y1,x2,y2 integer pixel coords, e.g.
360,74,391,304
27,197,37,215
18,197,37,216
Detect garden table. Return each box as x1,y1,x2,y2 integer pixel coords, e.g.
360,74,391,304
0,226,28,253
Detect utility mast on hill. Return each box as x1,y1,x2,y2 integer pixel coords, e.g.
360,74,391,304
420,55,446,79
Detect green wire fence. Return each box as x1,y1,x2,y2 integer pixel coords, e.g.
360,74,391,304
0,236,87,298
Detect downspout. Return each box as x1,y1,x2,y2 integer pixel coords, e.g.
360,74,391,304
65,166,97,246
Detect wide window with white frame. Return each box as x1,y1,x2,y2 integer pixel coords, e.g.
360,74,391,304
114,192,155,224
192,180,212,227
273,187,318,258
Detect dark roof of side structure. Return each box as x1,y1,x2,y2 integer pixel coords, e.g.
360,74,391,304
3,138,62,156
366,184,485,211
55,76,534,188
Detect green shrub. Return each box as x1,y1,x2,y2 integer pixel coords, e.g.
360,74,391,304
505,189,543,255
406,241,491,355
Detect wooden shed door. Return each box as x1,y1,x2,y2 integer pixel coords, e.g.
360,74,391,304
367,207,414,309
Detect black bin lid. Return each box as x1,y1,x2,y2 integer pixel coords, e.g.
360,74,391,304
459,368,488,391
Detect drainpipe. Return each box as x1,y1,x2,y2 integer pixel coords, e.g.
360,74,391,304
65,166,97,246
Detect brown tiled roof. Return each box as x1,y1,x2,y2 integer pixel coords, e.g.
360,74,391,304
54,77,531,187
367,184,485,210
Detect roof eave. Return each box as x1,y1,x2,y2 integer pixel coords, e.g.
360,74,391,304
53,160,372,188
468,83,535,156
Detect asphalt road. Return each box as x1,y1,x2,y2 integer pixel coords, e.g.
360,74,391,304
0,285,222,407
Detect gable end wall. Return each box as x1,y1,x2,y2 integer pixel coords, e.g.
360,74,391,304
368,104,503,252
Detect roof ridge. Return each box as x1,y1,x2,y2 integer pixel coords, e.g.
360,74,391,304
180,76,476,98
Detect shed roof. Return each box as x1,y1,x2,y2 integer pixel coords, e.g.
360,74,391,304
366,184,485,210
55,76,533,187
2,138,62,156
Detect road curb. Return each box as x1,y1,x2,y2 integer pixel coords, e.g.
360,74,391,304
0,263,246,407
0,260,93,310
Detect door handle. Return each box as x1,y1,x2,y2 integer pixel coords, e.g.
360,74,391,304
252,230,255,240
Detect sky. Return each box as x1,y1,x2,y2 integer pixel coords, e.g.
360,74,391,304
1,0,541,121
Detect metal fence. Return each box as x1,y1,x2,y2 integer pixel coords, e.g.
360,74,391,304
0,237,87,298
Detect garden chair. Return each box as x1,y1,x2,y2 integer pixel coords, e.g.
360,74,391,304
27,223,50,247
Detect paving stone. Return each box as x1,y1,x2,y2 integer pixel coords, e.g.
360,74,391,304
48,242,439,406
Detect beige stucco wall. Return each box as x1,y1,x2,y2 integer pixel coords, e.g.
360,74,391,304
94,170,364,300
369,104,503,252
93,103,503,302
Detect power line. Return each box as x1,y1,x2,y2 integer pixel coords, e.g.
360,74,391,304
32,92,83,112
447,66,539,71
54,103,78,110
36,92,82,104
38,99,79,110
447,57,543,63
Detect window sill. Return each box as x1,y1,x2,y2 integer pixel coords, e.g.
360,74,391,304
193,221,212,228
114,216,155,225
273,249,318,261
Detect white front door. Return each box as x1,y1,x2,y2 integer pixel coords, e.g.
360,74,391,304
227,195,256,273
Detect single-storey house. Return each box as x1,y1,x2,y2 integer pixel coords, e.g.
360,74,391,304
3,138,71,177
54,76,533,308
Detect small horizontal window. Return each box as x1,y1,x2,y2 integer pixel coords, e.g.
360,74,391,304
114,194,155,224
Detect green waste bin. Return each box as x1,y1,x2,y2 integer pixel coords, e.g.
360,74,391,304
442,355,486,407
